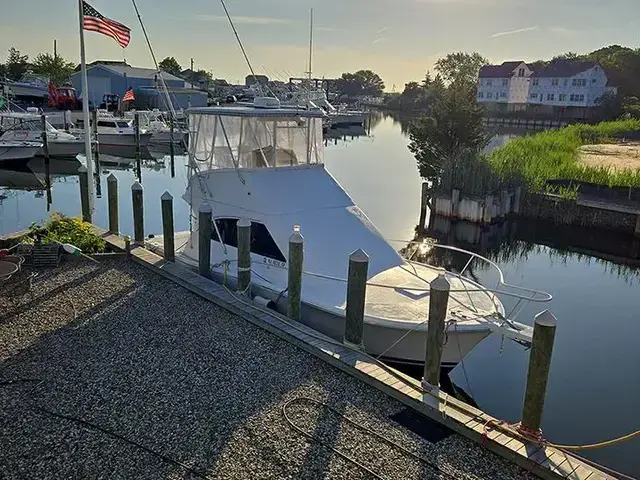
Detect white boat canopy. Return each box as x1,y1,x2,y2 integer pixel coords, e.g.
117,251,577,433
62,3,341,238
188,105,325,169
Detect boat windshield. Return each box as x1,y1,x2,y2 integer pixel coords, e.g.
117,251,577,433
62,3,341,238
189,110,324,169
0,116,57,133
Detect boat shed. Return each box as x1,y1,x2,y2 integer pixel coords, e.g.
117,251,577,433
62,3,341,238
70,61,205,109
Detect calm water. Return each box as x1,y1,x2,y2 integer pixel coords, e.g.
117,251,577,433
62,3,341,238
1,113,638,476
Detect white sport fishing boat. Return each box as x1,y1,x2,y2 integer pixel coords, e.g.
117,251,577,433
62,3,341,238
0,112,84,158
0,141,42,162
149,98,551,367
284,89,365,127
73,110,152,148
124,109,187,145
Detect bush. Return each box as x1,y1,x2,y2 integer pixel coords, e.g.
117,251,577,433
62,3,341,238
30,213,106,254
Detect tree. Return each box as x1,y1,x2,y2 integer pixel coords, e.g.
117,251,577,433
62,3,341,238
552,52,579,61
408,81,488,190
0,63,6,79
31,53,75,84
159,57,182,76
434,52,488,86
596,91,623,121
336,69,385,97
5,47,29,81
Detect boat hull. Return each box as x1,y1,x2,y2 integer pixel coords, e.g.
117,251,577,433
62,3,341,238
149,130,187,145
97,133,153,148
37,141,85,158
0,144,40,162
330,112,365,127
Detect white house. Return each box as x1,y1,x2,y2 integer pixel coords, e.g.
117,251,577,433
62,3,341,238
477,61,533,107
527,60,615,108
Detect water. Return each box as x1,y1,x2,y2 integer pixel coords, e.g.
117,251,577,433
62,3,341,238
1,113,638,477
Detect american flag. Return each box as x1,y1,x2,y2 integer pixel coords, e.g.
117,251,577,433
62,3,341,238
83,1,131,49
122,88,135,103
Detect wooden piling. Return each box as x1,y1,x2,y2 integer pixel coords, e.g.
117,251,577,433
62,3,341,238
40,114,52,208
78,165,92,223
418,182,429,233
521,310,557,432
124,235,131,259
236,218,252,295
635,215,640,237
198,203,212,278
131,181,144,243
422,271,450,389
344,249,369,348
483,195,494,224
513,186,522,214
287,226,304,321
107,173,119,234
451,189,460,218
134,112,142,182
91,109,100,173
161,191,175,262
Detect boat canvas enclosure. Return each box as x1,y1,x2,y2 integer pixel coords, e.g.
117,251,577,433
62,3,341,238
188,106,325,169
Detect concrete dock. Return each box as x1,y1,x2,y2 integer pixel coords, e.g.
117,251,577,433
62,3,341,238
0,228,617,479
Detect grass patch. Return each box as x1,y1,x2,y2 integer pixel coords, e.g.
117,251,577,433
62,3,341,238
488,120,640,192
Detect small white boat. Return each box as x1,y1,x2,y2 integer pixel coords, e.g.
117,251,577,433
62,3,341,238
0,141,42,162
124,109,187,145
148,98,551,368
283,89,365,127
0,112,85,158
72,110,152,148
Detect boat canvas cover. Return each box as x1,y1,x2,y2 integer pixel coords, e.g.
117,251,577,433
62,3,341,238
189,111,324,168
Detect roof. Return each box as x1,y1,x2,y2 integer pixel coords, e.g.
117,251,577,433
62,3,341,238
187,105,325,118
478,61,525,78
72,63,185,83
531,60,599,78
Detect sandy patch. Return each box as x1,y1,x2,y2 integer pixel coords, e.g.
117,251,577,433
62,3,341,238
579,142,640,171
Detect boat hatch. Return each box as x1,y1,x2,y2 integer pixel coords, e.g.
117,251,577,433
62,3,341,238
211,217,286,263
188,107,325,169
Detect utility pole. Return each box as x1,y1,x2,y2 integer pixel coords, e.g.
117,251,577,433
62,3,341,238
190,58,195,89
54,39,57,59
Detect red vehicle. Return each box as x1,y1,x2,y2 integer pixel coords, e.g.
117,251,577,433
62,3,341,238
48,82,81,110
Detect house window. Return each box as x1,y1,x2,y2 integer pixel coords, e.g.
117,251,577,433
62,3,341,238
564,79,568,86
211,218,286,263
569,94,585,102
530,93,538,99
551,78,559,86
572,78,587,87
559,94,567,101
487,79,492,86
502,79,508,86
592,78,597,84
500,91,507,98
532,79,539,86
547,93,555,101
486,92,492,99
518,68,525,77
478,91,484,98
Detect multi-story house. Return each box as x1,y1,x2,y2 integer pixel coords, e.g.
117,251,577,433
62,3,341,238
527,60,615,113
477,61,534,111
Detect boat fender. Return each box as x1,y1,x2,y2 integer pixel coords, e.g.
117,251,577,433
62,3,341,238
253,295,276,310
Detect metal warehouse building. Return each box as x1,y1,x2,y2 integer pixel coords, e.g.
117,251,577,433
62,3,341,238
71,61,207,110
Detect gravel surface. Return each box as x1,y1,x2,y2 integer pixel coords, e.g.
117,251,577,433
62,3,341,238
0,257,526,479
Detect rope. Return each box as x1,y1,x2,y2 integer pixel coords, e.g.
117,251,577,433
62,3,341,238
282,397,459,480
547,430,640,451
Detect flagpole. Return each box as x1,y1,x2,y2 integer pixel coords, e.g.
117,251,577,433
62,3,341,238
78,0,95,212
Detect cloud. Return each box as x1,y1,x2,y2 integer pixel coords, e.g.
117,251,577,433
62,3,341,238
372,38,387,44
375,26,390,35
490,25,539,38
194,14,292,25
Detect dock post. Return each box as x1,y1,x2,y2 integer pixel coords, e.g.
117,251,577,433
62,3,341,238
344,249,369,349
91,109,100,174
40,114,52,208
451,189,460,218
237,218,252,295
78,165,92,223
198,203,212,278
124,235,131,259
161,191,175,262
521,310,557,433
131,181,144,243
635,215,640,237
483,195,494,224
107,173,119,234
422,270,450,389
513,187,522,214
287,225,304,321
134,112,142,182
418,182,429,234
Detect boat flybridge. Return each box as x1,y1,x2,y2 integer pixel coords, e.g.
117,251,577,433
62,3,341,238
150,97,551,368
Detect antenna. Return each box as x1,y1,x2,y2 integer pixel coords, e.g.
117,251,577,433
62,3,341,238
307,8,314,106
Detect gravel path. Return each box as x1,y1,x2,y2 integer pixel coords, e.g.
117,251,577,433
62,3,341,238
0,257,526,479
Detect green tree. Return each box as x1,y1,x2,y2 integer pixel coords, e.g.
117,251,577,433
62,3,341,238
596,91,623,121
5,47,29,81
159,56,182,76
337,69,385,97
408,81,488,192
434,52,488,85
0,63,6,79
31,53,75,84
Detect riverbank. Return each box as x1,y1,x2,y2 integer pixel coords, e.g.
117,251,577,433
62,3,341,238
488,120,640,192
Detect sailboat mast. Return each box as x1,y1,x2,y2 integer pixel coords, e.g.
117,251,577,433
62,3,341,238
77,0,95,212
307,8,313,105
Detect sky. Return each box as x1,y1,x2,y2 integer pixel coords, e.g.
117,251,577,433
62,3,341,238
1,0,639,90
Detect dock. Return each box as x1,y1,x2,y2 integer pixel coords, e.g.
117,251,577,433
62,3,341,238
0,227,617,479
